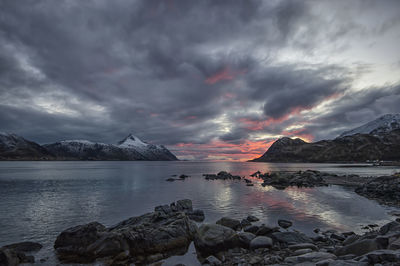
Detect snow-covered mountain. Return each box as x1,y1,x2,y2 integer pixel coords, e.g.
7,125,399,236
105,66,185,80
117,134,177,161
43,134,178,161
338,114,400,138
0,132,54,160
0,133,178,160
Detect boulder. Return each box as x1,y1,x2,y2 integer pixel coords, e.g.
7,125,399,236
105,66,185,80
230,232,256,248
2,242,42,253
278,219,293,229
364,249,400,264
243,225,259,234
215,217,241,231
194,224,236,255
255,225,275,236
55,200,199,264
204,255,222,265
186,209,205,222
249,236,273,249
289,243,318,251
335,239,379,256
246,215,259,222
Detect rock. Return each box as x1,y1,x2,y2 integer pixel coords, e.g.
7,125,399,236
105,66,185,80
187,209,205,222
204,255,221,265
255,225,274,236
244,178,252,183
330,233,346,241
240,218,251,228
231,232,256,248
0,248,20,266
246,183,254,186
364,249,400,264
388,237,400,249
289,243,318,251
243,225,259,234
194,224,236,255
179,174,189,179
246,215,259,222
166,178,175,182
216,217,241,231
278,219,293,229
285,252,337,263
55,200,199,264
249,236,273,250
2,241,43,253
272,231,312,244
342,234,359,246
335,239,380,256
315,258,335,266
293,248,313,256
327,260,367,265
379,221,400,235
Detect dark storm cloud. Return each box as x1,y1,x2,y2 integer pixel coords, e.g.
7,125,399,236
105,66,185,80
1,0,400,159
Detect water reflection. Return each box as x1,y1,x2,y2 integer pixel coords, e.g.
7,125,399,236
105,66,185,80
0,161,399,264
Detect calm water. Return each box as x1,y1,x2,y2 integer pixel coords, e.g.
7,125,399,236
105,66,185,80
0,161,399,265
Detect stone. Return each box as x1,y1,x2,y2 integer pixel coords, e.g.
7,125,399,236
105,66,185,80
204,255,221,265
379,221,400,235
293,248,313,256
194,224,236,255
231,232,256,248
272,231,312,244
255,225,274,236
240,219,251,228
249,236,273,250
55,200,198,264
289,243,318,251
186,210,205,222
342,234,359,246
2,242,43,253
335,239,379,257
246,215,259,222
330,233,345,241
243,225,259,234
278,219,293,229
364,249,400,263
216,217,241,231
166,178,175,182
285,252,337,263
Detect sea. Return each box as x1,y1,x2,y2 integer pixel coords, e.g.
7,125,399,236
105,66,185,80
0,161,399,265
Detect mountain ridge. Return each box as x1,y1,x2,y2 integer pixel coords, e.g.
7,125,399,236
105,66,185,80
0,133,178,161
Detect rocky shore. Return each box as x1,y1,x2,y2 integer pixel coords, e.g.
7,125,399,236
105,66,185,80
2,199,400,265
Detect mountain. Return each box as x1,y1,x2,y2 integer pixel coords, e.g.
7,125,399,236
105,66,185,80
251,129,400,163
0,133,178,161
339,114,400,138
117,134,178,161
0,132,54,160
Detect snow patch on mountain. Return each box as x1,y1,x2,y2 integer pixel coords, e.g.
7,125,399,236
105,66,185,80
338,114,400,138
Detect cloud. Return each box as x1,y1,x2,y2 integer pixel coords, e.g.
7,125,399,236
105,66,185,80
0,0,400,160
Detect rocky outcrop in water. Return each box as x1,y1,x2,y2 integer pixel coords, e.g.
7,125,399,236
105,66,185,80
54,199,199,264
355,173,400,207
203,171,242,180
0,241,42,265
251,129,400,163
256,170,328,189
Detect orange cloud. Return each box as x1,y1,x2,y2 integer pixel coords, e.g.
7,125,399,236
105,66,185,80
205,67,246,84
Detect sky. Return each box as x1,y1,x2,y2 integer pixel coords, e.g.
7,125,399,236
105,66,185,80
1,0,400,161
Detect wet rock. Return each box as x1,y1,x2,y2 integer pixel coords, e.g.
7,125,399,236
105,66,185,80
187,209,205,222
216,217,241,231
2,241,42,253
342,234,360,246
204,255,221,265
194,224,236,255
261,170,327,189
335,239,380,256
249,236,273,250
179,174,189,179
285,251,337,263
255,224,275,236
289,243,318,251
243,225,259,234
330,233,346,241
246,183,254,186
379,221,400,235
231,232,256,248
240,218,251,228
166,178,175,182
364,249,400,264
293,248,313,256
272,231,312,244
246,215,259,222
244,178,252,183
55,200,199,264
278,219,293,229
355,175,400,207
